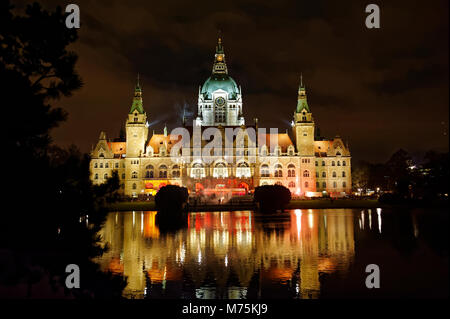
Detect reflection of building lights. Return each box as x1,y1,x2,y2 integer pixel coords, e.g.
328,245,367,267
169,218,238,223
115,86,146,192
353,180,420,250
368,210,372,230
141,212,144,233
294,209,302,238
198,250,202,263
377,208,382,233
133,211,135,227
308,212,313,229
361,211,364,229
225,255,228,267
295,188,301,196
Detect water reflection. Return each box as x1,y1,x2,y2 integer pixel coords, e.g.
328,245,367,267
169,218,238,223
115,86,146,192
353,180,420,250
95,209,360,299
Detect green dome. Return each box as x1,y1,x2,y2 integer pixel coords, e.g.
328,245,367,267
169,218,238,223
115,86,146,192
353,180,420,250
201,74,239,100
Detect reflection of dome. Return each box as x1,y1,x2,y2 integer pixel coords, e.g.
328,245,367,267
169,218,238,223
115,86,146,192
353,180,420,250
201,74,239,100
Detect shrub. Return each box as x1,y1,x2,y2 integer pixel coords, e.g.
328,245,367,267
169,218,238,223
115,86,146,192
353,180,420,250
254,184,291,213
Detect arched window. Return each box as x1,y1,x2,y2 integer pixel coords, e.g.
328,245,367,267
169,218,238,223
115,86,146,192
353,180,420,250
332,171,337,178
322,161,325,166
316,182,320,188
99,153,104,158
104,173,108,179
322,182,326,188
343,161,346,166
322,172,326,178
121,173,125,179
100,163,103,168
343,181,347,188
274,164,283,177
145,165,154,178
332,161,335,166
333,181,337,188
105,163,109,168
305,181,309,188
303,170,309,177
191,163,205,179
115,162,119,168
213,162,228,178
236,162,251,178
287,164,296,177
159,165,168,178
94,163,98,168
337,161,341,166
132,171,138,179
342,171,346,177
94,173,98,180
260,164,269,177
172,165,180,178
132,183,137,190
315,161,318,166
336,151,341,156
288,181,295,188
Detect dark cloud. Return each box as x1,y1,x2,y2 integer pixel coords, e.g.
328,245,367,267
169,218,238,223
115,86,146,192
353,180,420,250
15,0,448,162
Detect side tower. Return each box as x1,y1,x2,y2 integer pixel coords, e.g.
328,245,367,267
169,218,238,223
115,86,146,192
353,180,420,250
293,76,314,156
126,78,148,158
293,76,316,194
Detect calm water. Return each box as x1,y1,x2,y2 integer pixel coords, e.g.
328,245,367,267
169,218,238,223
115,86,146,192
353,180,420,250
95,208,449,298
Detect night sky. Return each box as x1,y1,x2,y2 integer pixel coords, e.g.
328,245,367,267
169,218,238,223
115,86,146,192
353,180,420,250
14,0,449,163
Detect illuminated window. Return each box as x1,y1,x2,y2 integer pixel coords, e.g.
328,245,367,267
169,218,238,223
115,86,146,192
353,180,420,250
213,162,228,178
172,165,180,178
274,164,283,177
260,164,269,177
191,163,205,179
236,162,250,178
159,165,168,178
287,164,296,177
145,165,154,178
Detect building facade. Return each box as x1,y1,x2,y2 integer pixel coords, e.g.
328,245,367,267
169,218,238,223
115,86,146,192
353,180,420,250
90,37,352,198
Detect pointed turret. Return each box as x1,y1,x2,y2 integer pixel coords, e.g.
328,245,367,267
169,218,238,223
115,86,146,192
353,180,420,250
212,34,228,74
129,74,144,114
296,74,310,113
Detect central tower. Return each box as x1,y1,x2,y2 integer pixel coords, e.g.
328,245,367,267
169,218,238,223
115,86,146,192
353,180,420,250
196,36,244,126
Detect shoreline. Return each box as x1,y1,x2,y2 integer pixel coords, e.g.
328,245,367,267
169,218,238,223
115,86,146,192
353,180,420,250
106,199,392,212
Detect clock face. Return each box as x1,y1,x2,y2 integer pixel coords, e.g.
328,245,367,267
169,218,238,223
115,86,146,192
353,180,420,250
215,97,225,106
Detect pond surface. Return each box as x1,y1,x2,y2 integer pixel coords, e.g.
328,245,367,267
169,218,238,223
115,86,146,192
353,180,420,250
95,208,448,298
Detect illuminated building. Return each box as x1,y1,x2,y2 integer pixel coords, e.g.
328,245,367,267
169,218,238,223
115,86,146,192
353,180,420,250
89,37,352,197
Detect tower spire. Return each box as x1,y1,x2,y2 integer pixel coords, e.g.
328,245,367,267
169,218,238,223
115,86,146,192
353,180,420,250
130,75,144,114
212,33,227,74
296,74,310,113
